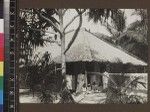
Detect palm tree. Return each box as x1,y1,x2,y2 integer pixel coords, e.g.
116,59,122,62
20,9,129,103
116,9,148,62
89,9,148,62
129,9,148,37
19,9,85,103
88,9,126,43
105,73,147,104
88,9,148,104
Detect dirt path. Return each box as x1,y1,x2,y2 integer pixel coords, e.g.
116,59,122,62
20,89,106,104
78,92,106,104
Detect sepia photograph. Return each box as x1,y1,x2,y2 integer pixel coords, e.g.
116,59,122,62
18,9,148,104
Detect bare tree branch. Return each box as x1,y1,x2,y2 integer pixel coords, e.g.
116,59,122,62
64,9,83,54
63,9,85,32
44,30,57,35
65,29,74,34
63,14,80,31
55,9,59,15
35,10,62,36
102,22,116,36
62,9,68,16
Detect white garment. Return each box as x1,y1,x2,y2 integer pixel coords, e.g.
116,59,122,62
66,75,72,90
103,72,109,89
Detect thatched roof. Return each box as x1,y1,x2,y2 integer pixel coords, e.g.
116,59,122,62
53,28,147,66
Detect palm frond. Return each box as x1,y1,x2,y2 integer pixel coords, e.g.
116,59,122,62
88,9,118,23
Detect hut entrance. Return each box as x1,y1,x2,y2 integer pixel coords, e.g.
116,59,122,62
66,62,107,92
86,73,103,91
86,62,106,91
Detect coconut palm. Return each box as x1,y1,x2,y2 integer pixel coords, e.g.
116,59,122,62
105,73,147,104
89,9,148,62
129,9,148,38
116,9,148,62
88,9,126,44
20,9,126,103
88,9,148,104
19,9,85,103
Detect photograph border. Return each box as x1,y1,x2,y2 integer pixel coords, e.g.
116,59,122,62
16,0,150,112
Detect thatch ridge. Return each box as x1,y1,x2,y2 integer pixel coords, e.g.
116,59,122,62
84,29,147,65
53,28,147,66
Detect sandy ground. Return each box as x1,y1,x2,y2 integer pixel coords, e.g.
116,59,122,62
19,89,147,104
20,94,41,103
19,89,106,104
78,92,106,104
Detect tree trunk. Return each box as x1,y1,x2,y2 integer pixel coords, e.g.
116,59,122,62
59,10,66,77
59,9,75,103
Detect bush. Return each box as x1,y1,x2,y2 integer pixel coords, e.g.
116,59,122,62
105,73,146,104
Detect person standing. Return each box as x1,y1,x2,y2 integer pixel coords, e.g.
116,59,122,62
103,71,109,89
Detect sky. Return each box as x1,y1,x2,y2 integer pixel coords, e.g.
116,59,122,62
46,9,141,37
61,9,141,36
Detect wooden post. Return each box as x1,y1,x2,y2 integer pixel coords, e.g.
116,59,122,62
85,70,88,90
55,63,56,75
84,62,88,90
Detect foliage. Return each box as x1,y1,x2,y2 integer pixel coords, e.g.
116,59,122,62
105,74,147,104
23,52,63,103
92,9,148,62
19,9,58,66
23,51,75,103
19,9,85,103
127,9,148,45
117,9,148,62
59,87,76,103
88,9,126,34
88,9,117,23
19,9,148,104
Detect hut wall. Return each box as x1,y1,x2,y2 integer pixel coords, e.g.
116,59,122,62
72,75,76,91
66,62,86,91
109,63,147,73
66,62,107,91
64,62,146,92
76,74,86,93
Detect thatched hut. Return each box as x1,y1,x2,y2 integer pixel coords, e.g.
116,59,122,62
47,28,148,92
